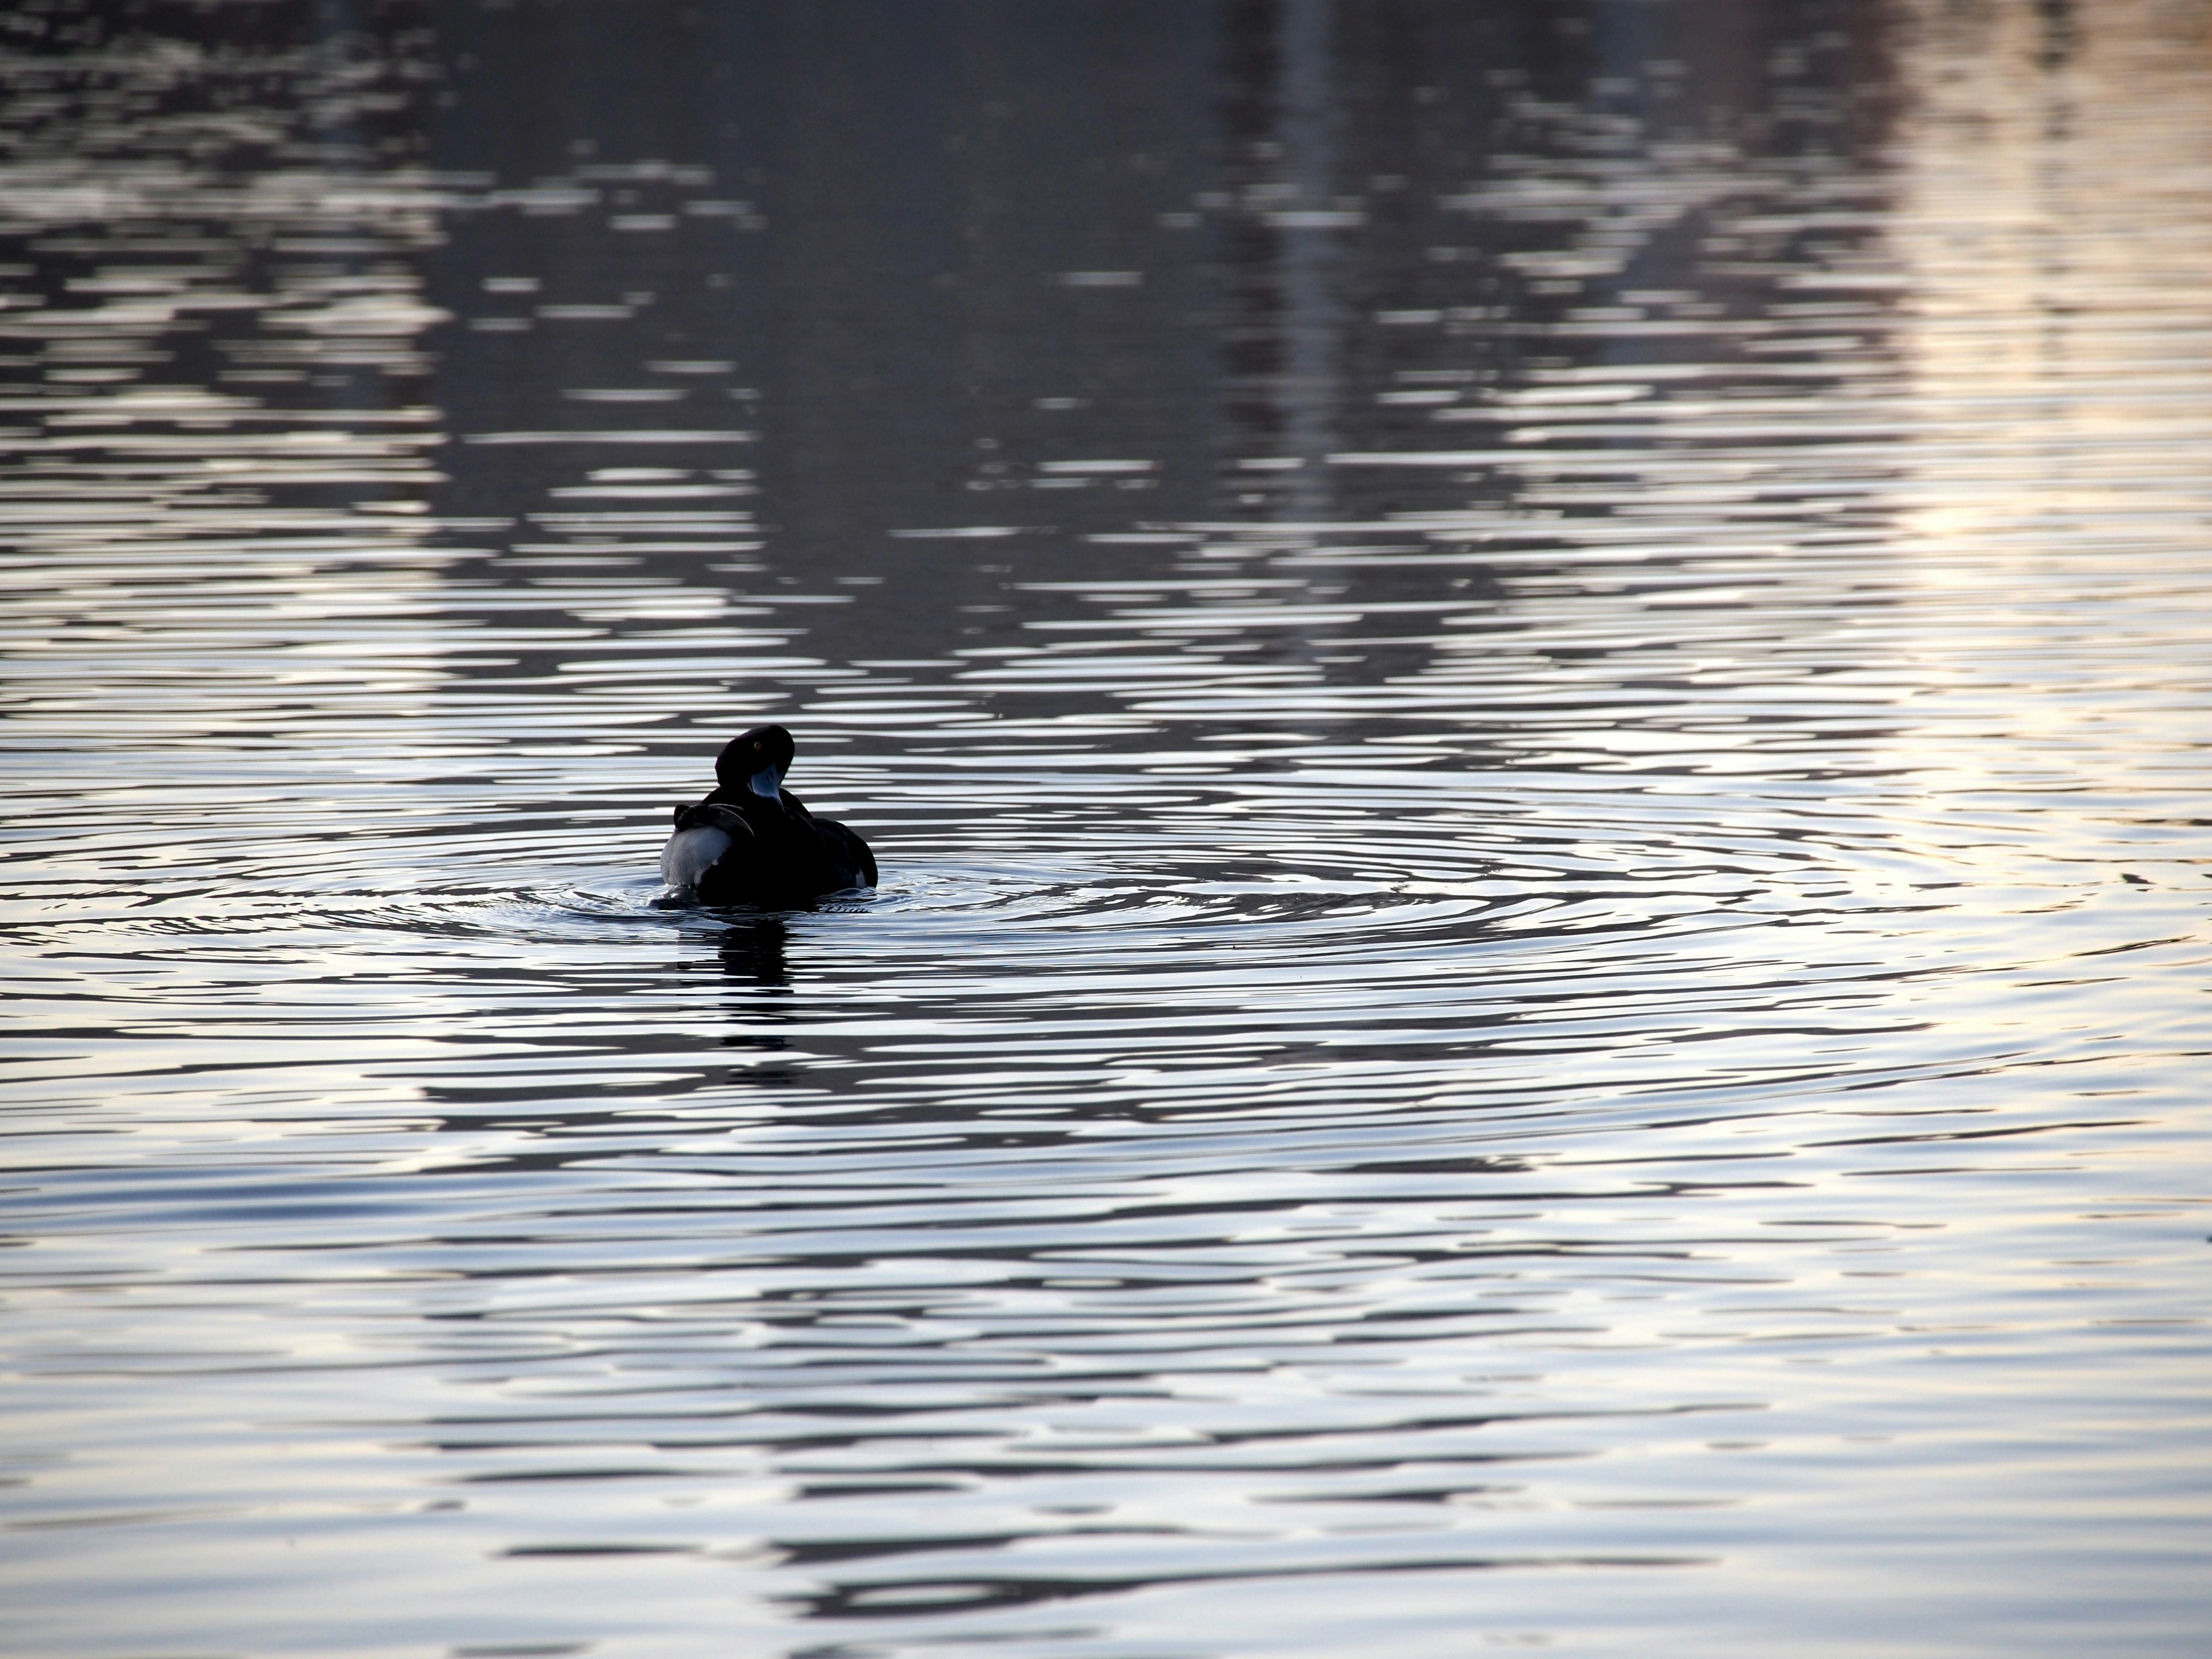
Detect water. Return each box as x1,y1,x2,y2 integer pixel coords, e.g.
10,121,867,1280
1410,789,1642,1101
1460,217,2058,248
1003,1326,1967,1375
3,2,2210,1654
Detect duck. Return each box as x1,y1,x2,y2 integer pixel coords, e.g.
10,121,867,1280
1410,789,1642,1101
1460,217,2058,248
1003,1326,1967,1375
658,725,877,906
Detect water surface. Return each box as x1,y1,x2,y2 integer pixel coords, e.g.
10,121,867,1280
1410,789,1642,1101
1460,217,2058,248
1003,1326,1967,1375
4,3,2210,1656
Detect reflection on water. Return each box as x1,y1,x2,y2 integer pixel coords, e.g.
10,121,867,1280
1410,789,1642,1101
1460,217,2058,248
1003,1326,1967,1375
3,2,2210,1655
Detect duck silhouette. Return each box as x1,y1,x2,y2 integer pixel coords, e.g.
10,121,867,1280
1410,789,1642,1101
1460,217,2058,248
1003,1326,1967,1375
658,725,876,906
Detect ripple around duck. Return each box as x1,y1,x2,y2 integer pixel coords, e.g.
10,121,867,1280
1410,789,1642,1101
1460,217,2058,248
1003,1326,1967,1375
2,768,2059,997
2,809,1822,971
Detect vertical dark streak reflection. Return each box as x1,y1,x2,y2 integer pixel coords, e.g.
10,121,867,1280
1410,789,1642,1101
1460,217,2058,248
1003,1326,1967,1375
1213,0,1343,519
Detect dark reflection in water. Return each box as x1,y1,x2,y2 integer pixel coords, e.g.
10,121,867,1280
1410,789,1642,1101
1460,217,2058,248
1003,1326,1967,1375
717,914,792,994
4,2,2211,1657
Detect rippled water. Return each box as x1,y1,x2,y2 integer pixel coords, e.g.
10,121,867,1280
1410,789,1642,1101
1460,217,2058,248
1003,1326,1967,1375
5,2,2210,1654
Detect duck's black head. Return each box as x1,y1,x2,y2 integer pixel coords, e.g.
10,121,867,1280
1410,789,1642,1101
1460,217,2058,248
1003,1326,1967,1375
716,725,796,800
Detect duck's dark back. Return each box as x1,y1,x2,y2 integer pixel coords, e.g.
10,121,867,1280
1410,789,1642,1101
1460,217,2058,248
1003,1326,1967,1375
693,787,874,903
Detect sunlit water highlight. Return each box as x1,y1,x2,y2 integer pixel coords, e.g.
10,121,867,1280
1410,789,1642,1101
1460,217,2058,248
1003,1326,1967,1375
3,3,2209,1656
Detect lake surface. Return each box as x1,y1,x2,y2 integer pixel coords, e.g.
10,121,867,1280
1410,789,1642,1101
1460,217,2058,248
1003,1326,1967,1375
4,2,2210,1654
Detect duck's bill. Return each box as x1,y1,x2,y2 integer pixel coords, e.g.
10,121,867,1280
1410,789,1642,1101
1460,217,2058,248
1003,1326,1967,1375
747,766,781,800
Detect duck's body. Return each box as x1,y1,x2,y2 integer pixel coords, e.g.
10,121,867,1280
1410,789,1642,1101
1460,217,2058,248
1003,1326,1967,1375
658,725,876,906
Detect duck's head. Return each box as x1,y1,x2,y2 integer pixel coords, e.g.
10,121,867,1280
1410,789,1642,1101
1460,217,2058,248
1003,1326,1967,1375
716,725,796,801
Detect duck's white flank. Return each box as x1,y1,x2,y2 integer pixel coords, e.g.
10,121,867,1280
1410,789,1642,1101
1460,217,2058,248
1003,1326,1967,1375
660,824,733,889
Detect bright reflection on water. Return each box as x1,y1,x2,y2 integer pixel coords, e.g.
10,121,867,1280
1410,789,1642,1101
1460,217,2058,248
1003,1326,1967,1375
4,2,2210,1654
